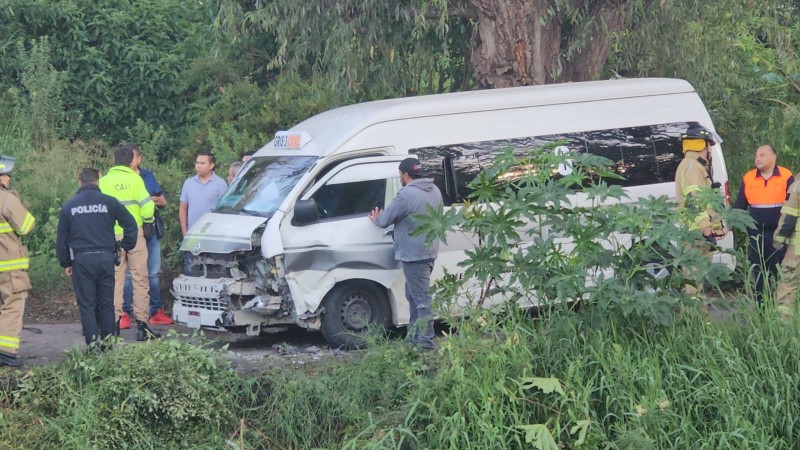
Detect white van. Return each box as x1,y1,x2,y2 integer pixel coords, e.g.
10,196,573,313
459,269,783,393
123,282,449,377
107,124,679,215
171,78,733,347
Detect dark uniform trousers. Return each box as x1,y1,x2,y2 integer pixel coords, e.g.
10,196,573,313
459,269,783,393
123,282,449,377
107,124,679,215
73,252,116,344
56,183,137,346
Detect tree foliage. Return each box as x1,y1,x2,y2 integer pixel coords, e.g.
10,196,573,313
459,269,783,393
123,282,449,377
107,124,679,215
610,0,800,170
415,146,751,326
219,0,472,99
0,0,215,145
224,0,660,95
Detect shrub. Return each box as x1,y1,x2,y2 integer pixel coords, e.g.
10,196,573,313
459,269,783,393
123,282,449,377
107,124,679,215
416,145,752,327
0,0,213,145
1,333,238,448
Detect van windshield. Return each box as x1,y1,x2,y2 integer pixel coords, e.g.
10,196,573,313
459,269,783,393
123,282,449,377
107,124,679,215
215,156,317,217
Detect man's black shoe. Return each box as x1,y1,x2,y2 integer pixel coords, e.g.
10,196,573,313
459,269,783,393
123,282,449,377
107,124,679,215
0,351,22,367
136,320,161,341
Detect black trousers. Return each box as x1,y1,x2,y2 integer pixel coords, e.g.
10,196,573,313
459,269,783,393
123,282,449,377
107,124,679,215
72,252,116,345
748,229,786,304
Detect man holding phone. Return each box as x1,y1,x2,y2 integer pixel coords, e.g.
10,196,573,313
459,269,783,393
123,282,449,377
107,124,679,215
119,145,174,328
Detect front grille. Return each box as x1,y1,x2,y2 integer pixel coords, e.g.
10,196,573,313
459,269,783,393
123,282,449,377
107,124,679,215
172,276,234,311
176,297,226,311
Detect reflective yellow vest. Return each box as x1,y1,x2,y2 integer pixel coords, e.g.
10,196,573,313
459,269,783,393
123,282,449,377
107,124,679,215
99,166,154,234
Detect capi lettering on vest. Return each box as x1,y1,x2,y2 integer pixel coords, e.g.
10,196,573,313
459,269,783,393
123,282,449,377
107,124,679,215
71,204,109,215
115,183,130,191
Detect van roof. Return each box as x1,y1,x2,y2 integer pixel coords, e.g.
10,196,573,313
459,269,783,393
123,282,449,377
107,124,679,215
265,78,696,156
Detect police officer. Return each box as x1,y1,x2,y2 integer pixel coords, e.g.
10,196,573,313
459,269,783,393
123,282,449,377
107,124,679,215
0,156,35,367
56,168,137,347
734,145,793,304
676,123,727,294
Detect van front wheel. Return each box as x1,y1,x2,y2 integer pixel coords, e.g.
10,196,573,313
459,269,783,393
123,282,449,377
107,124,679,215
320,282,391,349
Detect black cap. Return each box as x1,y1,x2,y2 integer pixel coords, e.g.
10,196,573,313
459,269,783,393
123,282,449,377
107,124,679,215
399,157,424,177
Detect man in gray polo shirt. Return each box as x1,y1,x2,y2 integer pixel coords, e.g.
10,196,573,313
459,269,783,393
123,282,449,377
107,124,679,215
179,150,227,273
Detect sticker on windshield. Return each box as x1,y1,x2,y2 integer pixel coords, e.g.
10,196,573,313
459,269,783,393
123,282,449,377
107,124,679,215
274,131,312,150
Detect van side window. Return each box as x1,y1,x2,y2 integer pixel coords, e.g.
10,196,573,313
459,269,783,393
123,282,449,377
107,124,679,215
412,133,584,205
312,179,387,220
413,149,458,206
651,122,685,181
585,127,659,186
411,122,689,201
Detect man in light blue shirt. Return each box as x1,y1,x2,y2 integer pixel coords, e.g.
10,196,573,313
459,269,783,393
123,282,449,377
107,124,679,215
179,150,227,273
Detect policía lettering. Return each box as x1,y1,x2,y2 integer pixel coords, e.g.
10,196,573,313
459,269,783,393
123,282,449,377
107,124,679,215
71,204,109,216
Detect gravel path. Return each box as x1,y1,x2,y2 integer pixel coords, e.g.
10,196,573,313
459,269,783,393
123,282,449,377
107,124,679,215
17,322,354,371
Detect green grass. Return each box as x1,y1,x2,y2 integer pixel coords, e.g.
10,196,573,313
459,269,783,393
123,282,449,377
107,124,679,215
2,304,799,449
27,254,71,295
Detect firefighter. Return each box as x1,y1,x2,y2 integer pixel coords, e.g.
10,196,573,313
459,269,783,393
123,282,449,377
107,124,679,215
773,177,800,318
0,156,35,367
56,168,137,347
675,123,727,294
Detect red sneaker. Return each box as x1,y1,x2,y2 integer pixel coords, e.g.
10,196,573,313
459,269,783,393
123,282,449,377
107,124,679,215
119,312,132,330
150,309,174,325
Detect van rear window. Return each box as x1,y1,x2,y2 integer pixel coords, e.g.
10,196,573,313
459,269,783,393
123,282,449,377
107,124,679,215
412,122,688,205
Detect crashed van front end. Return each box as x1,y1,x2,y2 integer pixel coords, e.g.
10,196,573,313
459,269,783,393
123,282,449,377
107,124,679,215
171,153,319,336
171,213,297,336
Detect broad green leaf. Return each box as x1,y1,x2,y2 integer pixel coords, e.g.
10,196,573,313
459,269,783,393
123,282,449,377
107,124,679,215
517,424,559,450
519,377,565,395
570,419,591,445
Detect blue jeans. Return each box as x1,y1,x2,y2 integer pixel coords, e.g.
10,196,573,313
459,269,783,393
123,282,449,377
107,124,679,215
123,233,161,317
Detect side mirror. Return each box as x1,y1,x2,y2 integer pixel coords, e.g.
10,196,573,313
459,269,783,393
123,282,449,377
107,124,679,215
292,199,320,226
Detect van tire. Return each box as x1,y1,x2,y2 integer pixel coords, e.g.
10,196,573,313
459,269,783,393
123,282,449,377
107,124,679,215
320,281,391,349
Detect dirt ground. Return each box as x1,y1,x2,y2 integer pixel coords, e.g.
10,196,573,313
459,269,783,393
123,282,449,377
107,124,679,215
19,286,351,371
25,290,81,324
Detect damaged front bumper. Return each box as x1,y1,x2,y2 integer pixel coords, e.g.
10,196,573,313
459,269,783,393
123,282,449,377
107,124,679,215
171,274,293,336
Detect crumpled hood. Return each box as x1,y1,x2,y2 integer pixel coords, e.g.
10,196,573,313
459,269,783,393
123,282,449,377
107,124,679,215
180,212,267,255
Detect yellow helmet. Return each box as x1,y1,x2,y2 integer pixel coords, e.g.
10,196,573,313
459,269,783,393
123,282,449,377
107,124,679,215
682,123,721,152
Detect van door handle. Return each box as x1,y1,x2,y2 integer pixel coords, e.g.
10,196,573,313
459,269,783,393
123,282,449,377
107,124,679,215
384,227,394,237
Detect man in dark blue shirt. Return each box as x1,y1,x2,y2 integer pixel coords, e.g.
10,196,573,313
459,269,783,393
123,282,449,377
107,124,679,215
733,144,794,304
56,168,137,347
119,145,174,328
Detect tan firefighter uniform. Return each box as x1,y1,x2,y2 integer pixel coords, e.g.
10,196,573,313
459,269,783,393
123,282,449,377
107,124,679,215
675,141,724,295
675,151,723,232
0,183,35,357
774,179,800,317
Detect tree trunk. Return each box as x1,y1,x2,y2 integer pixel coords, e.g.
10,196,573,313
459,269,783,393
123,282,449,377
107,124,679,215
561,2,628,82
468,0,561,88
467,0,631,88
